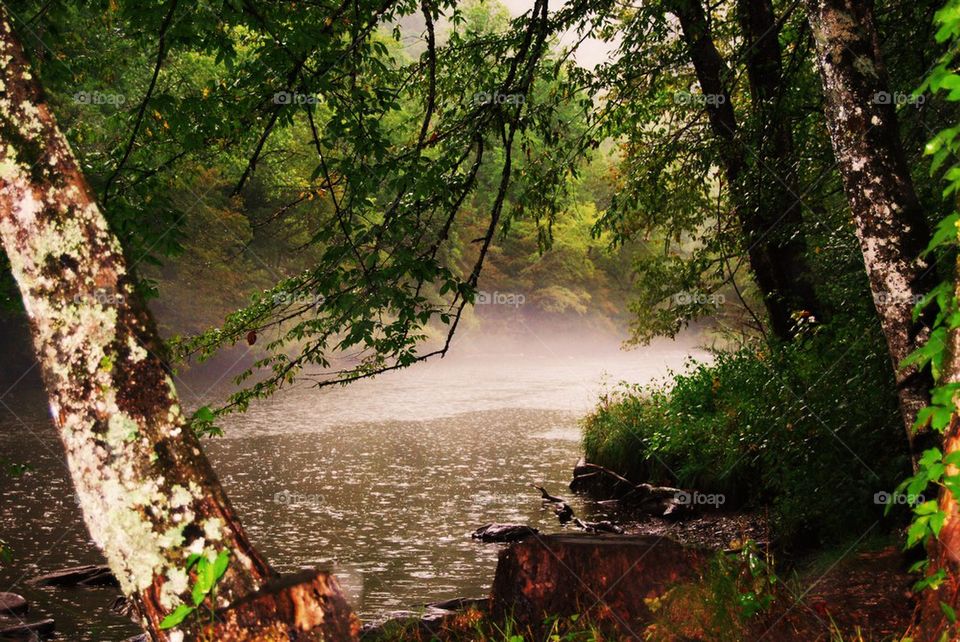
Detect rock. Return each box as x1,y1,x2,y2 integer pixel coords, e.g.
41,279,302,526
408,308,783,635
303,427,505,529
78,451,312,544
0,617,55,638
553,502,574,524
631,483,693,519
569,463,637,498
0,594,27,616
361,597,487,640
471,523,539,543
29,564,118,588
491,533,706,634
571,518,624,534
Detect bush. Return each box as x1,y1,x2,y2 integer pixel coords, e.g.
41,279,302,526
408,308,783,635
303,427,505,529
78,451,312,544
581,318,912,545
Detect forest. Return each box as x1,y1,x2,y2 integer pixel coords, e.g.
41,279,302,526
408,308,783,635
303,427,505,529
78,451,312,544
3,0,960,640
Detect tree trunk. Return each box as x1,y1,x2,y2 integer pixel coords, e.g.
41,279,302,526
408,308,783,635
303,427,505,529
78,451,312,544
0,11,358,641
736,0,822,324
805,0,934,446
670,0,821,340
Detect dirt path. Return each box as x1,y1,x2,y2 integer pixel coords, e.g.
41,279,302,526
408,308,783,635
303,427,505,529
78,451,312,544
756,546,915,641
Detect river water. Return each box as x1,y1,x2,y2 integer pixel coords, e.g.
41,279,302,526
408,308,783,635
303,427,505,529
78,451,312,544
0,331,704,640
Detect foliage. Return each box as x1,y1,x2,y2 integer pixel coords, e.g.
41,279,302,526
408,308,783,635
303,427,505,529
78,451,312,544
366,608,622,641
582,317,910,545
644,541,778,642
1,0,615,410
893,0,960,573
159,550,231,630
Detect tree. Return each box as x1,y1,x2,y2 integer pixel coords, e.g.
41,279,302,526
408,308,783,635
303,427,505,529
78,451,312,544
805,0,935,445
0,9,358,640
669,0,822,340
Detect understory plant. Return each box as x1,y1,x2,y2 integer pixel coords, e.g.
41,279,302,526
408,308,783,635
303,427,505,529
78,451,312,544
582,316,910,545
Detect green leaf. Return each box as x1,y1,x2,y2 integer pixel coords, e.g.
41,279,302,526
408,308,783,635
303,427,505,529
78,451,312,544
194,406,215,423
943,601,958,624
924,213,960,257
159,604,195,629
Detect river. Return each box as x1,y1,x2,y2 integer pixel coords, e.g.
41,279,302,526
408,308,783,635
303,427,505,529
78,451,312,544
0,331,705,640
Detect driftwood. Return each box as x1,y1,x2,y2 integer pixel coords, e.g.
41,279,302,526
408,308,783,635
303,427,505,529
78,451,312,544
472,524,540,543
569,463,694,520
30,564,119,588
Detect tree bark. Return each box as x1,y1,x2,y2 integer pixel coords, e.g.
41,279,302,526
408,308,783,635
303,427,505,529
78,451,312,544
670,0,821,340
805,0,934,446
0,10,358,641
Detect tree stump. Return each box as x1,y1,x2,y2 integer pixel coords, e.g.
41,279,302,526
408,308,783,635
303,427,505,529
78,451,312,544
491,534,706,634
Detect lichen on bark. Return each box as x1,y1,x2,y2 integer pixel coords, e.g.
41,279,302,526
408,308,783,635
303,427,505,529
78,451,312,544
0,7,357,640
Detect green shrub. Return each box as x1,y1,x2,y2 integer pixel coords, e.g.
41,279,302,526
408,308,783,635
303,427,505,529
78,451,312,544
582,317,912,545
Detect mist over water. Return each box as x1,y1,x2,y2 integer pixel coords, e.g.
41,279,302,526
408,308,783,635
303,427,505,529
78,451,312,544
0,325,707,639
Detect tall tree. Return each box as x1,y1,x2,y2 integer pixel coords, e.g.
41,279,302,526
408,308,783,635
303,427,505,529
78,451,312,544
0,9,357,641
669,0,821,340
805,0,935,445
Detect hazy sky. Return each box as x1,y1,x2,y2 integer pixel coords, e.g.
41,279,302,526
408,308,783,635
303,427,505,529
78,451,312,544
499,0,617,69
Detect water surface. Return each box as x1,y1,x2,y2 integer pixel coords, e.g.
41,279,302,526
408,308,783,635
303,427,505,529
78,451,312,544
0,332,704,640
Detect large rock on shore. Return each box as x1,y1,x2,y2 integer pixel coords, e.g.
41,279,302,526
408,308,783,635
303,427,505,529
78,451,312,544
491,533,706,633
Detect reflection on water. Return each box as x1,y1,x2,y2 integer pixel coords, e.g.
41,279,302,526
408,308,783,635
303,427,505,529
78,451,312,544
0,334,704,640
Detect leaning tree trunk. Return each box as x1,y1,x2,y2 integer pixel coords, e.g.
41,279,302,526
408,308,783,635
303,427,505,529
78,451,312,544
671,0,821,341
805,0,934,447
0,11,357,642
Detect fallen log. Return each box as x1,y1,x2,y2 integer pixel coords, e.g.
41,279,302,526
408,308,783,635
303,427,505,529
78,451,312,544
29,564,118,588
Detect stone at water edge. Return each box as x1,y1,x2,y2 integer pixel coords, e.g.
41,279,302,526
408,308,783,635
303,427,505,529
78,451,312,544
471,523,539,543
0,592,27,616
491,533,707,633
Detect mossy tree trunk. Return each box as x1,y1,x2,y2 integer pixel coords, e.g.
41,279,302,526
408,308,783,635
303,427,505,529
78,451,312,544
0,10,357,641
805,0,935,448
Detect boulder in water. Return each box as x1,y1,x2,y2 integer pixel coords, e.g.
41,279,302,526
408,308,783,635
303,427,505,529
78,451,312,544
0,593,27,616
